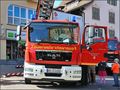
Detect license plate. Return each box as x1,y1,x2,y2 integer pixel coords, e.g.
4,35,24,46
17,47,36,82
46,68,61,73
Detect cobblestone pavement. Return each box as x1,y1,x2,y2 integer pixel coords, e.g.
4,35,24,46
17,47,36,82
0,76,120,90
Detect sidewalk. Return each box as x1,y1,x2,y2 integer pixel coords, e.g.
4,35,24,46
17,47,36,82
78,76,120,90
92,76,120,90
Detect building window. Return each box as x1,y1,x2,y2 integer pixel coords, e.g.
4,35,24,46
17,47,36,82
21,8,26,25
109,12,115,24
28,9,34,19
107,0,117,6
8,5,13,24
92,7,100,20
8,4,35,26
109,29,115,38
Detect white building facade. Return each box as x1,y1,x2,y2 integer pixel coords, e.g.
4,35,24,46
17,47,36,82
64,0,120,40
84,0,120,40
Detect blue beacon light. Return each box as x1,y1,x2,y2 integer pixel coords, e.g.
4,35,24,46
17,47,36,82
72,16,76,22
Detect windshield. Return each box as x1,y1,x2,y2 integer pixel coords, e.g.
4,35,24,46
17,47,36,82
108,40,118,50
29,22,79,44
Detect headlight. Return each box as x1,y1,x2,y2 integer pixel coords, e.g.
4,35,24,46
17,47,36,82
25,68,33,72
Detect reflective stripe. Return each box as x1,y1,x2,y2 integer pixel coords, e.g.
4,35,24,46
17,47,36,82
81,63,97,66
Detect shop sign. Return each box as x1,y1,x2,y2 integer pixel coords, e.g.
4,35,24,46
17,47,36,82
7,30,26,41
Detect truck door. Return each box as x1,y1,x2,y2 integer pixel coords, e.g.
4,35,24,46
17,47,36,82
81,25,108,65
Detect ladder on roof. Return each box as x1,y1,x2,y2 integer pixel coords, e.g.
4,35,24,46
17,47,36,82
36,0,55,20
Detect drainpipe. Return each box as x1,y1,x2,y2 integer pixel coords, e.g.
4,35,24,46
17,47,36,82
82,11,85,26
79,7,85,26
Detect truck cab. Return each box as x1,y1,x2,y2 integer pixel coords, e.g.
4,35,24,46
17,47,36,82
16,20,108,85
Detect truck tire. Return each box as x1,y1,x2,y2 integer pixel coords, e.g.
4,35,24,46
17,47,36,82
81,65,89,86
59,82,77,86
25,78,31,84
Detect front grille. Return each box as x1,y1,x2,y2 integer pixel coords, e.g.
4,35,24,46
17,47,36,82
36,50,72,61
45,64,62,69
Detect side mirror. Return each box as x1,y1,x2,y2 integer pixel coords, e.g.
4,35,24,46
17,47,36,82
86,45,92,51
16,25,22,41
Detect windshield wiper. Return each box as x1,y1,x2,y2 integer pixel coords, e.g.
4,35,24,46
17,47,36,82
31,40,77,44
31,40,48,43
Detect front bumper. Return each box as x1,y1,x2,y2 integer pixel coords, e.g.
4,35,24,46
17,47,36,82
24,62,82,81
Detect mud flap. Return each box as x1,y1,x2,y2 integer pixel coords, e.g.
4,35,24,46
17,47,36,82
25,78,31,84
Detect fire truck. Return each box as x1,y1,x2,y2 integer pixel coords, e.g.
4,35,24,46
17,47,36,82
107,37,120,61
104,37,120,75
16,0,108,85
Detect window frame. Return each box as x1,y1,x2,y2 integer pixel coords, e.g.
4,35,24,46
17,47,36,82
8,4,35,26
109,11,115,24
109,29,115,38
107,0,117,6
92,7,100,20
8,4,14,24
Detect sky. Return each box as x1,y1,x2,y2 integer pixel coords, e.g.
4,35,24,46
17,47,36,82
54,0,62,8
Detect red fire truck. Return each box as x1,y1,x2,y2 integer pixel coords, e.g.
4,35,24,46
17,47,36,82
16,0,108,85
107,38,120,61
105,37,120,75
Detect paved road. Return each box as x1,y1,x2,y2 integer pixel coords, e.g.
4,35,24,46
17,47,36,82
0,76,120,90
